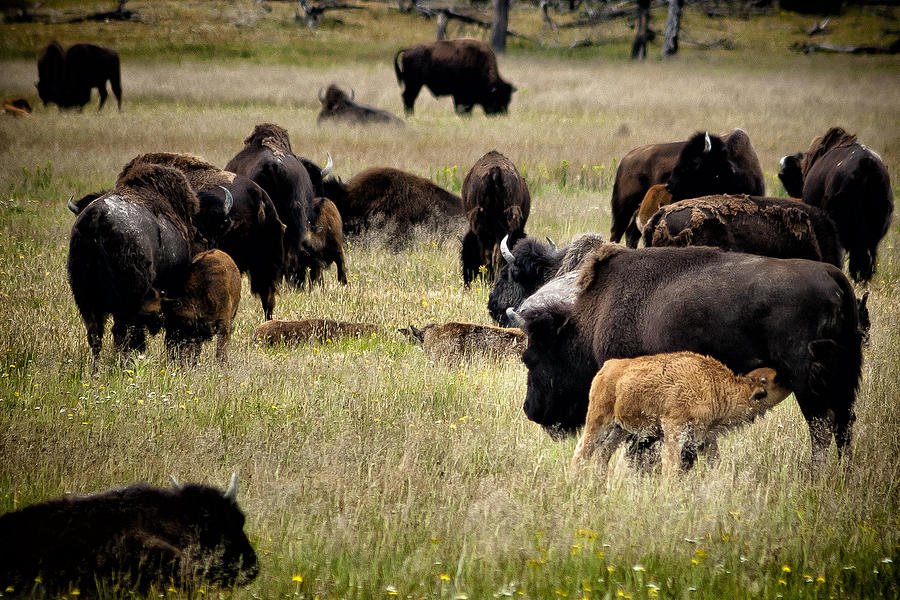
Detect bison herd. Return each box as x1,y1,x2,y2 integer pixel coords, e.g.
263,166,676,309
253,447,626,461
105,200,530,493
4,34,894,599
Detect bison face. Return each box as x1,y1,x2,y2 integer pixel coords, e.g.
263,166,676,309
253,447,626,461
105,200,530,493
488,238,560,325
482,80,515,115
778,152,804,198
519,308,597,438
665,132,734,201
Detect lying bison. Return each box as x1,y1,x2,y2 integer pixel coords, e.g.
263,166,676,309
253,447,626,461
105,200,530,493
322,166,465,246
37,40,122,111
400,321,527,364
394,38,516,116
572,352,790,477
0,475,258,596
253,319,381,345
67,163,230,367
317,84,404,126
610,129,765,247
509,243,863,472
778,126,894,283
460,150,530,286
641,194,844,267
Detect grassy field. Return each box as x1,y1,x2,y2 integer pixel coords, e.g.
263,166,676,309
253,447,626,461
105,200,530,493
1,1,899,598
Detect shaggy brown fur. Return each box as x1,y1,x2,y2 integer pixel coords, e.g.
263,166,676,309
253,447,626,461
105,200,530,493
161,250,241,364
801,127,858,181
571,351,791,477
303,197,348,285
400,321,527,364
253,319,381,345
635,184,673,232
242,122,294,157
120,152,236,189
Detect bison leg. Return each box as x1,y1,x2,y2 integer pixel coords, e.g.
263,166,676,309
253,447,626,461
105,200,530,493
624,213,642,249
592,424,630,479
97,84,108,111
216,329,231,363
335,252,348,285
660,424,684,477
453,99,474,115
112,318,146,355
83,311,106,367
262,287,276,321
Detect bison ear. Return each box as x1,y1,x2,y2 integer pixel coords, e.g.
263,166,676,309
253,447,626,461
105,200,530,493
224,472,239,500
523,309,571,341
576,245,621,292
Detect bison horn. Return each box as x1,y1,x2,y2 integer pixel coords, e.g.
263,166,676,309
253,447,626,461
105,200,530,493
546,236,557,251
703,131,712,154
169,474,182,489
219,186,234,213
320,152,334,177
67,194,78,215
224,472,239,500
505,307,526,329
318,87,325,103
500,234,515,264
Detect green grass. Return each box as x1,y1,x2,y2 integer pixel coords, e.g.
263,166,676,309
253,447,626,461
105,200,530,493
1,2,899,599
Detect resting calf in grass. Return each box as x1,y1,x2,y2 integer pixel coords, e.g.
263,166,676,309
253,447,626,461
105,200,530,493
571,351,791,477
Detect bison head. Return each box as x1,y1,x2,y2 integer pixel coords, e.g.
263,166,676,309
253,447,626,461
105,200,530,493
665,131,735,201
488,236,563,326
778,152,804,198
482,80,516,115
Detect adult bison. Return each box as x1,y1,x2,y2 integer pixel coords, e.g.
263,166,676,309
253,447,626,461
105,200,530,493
67,163,229,367
778,127,894,283
317,84,404,126
393,38,516,116
609,129,765,247
321,166,464,246
225,123,331,287
460,151,530,286
0,475,258,596
487,233,605,326
508,243,863,471
36,41,122,111
642,194,844,268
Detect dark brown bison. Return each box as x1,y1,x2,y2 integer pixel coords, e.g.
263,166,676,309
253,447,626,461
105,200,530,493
610,129,765,247
487,233,605,326
302,197,348,285
317,84,404,126
321,166,465,245
508,243,863,472
160,249,242,364
460,151,530,286
393,38,516,115
253,319,381,345
778,127,894,283
67,163,230,367
0,475,258,596
225,123,331,287
36,41,122,111
642,194,844,267
400,321,527,364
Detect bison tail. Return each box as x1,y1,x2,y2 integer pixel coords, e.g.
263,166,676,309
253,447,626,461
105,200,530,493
393,49,405,85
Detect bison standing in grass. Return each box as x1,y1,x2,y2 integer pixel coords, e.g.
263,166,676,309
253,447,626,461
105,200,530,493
302,197,348,285
571,352,791,477
0,475,258,596
37,40,122,111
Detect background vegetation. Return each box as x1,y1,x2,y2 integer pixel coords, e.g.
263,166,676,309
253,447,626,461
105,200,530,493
0,1,898,598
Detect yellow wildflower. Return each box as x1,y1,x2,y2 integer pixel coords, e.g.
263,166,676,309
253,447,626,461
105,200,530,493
292,574,303,583
440,574,451,581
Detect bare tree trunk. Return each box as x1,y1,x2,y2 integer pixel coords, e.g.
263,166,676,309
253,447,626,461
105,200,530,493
631,0,650,60
436,10,448,40
491,0,509,54
662,0,684,57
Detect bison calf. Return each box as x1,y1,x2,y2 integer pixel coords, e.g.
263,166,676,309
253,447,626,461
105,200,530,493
0,475,258,596
400,321,527,364
571,351,791,478
254,318,381,345
302,197,348,285
162,249,241,363
635,184,673,233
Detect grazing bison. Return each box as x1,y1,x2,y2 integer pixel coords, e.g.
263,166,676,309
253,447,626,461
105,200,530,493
508,243,863,471
253,318,381,345
641,194,844,267
460,150,530,286
67,164,229,367
322,166,465,245
399,321,527,363
393,38,516,116
160,249,242,364
226,123,331,287
317,84,404,126
488,233,605,326
778,127,894,283
0,475,258,596
610,129,765,247
302,197,348,285
36,41,122,111
635,184,673,233
571,352,790,477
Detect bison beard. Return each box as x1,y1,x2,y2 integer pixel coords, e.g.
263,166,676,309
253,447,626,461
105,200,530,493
515,244,863,471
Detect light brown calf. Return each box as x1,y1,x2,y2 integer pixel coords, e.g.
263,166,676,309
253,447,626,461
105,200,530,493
571,351,791,477
635,184,673,233
400,321,527,364
254,318,381,345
